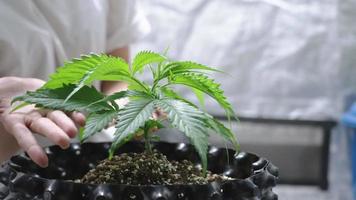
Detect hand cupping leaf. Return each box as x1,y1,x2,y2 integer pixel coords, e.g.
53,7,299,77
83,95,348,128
12,84,113,112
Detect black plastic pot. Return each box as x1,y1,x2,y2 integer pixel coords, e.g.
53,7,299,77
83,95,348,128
0,142,278,200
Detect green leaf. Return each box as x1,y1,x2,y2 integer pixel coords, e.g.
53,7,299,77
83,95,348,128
12,85,112,112
169,73,235,118
158,87,181,99
78,127,85,141
192,88,205,109
161,61,220,80
44,54,129,89
125,90,154,99
155,99,209,173
87,90,153,112
205,115,240,151
158,87,199,108
10,102,30,113
150,135,161,142
43,54,130,100
105,91,130,102
145,119,165,130
87,90,129,110
109,99,156,156
158,88,238,152
132,51,166,75
81,110,117,141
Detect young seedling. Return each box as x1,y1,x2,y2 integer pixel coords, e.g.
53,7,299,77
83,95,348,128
12,51,239,175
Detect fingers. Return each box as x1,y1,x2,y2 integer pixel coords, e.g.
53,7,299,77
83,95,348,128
24,111,70,149
70,112,86,127
0,104,84,168
10,122,48,167
47,110,78,138
22,78,45,91
0,77,25,98
0,98,11,114
0,77,44,97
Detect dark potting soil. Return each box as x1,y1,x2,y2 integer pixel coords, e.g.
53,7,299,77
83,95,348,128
81,150,229,185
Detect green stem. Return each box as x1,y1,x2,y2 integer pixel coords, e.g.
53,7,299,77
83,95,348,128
143,128,152,154
131,76,150,93
151,77,162,92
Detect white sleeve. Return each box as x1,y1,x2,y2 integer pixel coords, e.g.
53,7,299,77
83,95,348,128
106,0,150,52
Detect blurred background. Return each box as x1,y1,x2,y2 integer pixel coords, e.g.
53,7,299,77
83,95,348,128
1,0,355,199
131,0,356,199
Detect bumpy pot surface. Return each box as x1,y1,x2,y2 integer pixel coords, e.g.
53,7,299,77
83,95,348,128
0,142,278,200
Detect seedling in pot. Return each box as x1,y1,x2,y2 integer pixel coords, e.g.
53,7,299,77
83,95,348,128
12,51,239,182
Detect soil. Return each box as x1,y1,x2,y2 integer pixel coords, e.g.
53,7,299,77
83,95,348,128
81,150,229,185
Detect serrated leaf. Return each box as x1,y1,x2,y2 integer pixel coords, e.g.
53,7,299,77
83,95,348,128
205,115,240,151
192,88,205,109
159,87,181,99
161,61,220,80
87,90,129,109
169,73,235,118
13,85,112,112
81,110,117,141
125,90,154,99
10,102,30,113
109,99,156,156
159,86,238,152
103,91,130,102
159,87,199,109
154,99,209,173
43,54,130,100
132,51,166,75
88,90,152,110
44,54,129,89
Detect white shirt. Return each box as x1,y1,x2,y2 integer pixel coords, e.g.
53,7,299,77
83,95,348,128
0,0,150,80
0,0,150,144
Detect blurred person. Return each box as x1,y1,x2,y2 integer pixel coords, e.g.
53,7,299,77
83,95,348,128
0,0,149,167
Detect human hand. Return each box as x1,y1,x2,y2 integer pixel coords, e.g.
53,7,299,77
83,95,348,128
0,77,85,167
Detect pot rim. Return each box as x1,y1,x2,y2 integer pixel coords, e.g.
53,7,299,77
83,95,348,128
8,141,272,187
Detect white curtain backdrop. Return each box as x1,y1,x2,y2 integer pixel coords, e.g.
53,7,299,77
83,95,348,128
132,0,356,120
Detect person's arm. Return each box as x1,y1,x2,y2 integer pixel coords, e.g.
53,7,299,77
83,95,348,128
101,46,129,95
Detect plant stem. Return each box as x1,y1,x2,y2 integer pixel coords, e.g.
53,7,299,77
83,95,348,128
131,76,150,93
143,129,152,154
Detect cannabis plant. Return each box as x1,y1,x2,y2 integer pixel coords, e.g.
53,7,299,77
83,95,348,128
12,51,239,173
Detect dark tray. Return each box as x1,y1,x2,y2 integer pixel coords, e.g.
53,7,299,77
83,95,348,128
0,142,278,200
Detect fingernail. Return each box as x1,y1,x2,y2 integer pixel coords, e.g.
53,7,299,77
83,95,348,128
67,129,77,138
61,142,70,149
28,146,48,168
40,158,48,168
